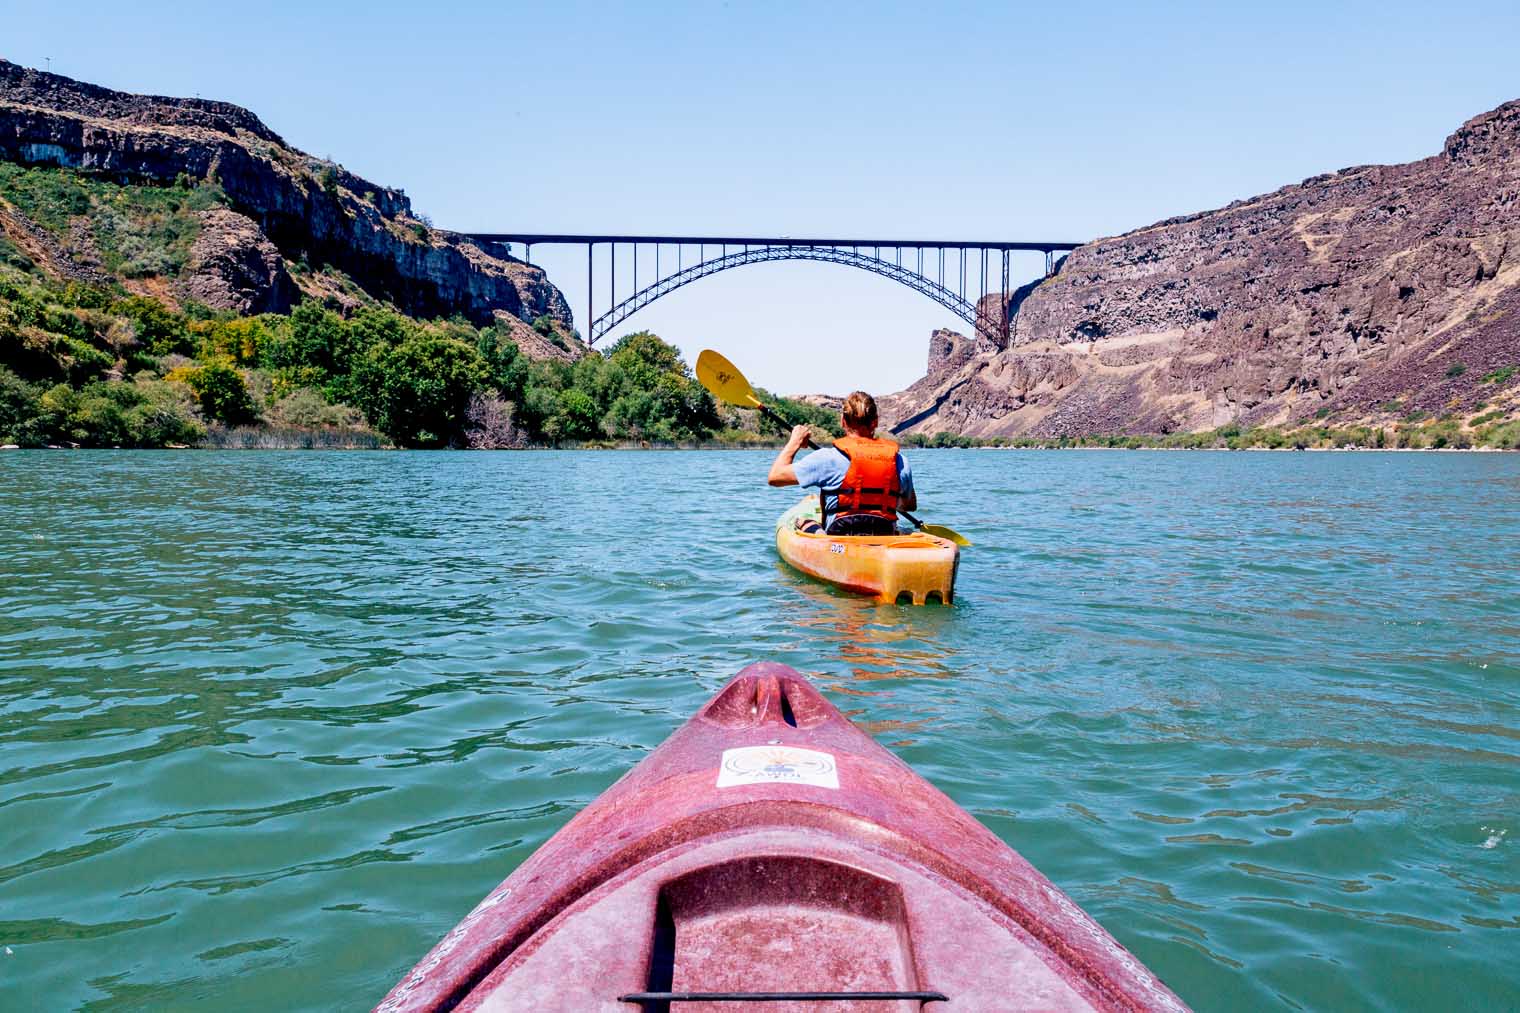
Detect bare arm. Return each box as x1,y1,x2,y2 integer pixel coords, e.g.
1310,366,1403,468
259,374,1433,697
767,425,813,486
899,455,917,512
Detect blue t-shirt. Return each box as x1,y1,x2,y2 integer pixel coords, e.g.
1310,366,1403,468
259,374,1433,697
792,446,914,529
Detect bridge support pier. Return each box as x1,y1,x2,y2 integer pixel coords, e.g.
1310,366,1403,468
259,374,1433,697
1002,251,1012,346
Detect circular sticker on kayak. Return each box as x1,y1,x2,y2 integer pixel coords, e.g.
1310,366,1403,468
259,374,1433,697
716,746,839,789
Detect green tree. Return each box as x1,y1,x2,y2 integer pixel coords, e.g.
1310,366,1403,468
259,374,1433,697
38,383,117,445
57,336,115,384
0,367,45,445
763,392,843,438
195,316,274,366
646,373,714,438
518,367,567,440
477,326,529,403
184,362,259,426
48,375,210,447
125,378,206,446
347,307,415,353
273,301,347,375
115,295,191,356
605,389,654,437
554,387,600,440
325,307,418,406
607,331,684,376
352,333,486,447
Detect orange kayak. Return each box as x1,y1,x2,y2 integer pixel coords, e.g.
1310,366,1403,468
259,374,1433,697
775,496,959,604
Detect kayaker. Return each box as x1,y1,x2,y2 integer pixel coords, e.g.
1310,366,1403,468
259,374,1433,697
767,391,916,536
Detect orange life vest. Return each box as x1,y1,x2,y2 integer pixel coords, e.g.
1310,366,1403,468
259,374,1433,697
825,435,902,520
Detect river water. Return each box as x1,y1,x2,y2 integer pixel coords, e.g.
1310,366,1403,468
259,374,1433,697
1,449,1517,1011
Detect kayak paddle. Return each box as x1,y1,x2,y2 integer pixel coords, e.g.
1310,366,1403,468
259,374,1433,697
696,349,818,447
695,348,971,546
898,508,973,547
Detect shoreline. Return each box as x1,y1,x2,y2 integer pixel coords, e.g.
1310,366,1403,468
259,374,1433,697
6,413,1518,454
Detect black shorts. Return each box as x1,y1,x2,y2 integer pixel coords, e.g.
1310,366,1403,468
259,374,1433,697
825,514,898,536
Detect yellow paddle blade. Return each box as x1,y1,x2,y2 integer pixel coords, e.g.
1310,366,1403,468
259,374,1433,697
922,524,972,547
696,349,763,408
900,509,971,547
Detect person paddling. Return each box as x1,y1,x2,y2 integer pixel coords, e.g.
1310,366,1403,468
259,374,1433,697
767,391,916,536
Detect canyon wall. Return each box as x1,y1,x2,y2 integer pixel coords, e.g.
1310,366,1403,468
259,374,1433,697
885,100,1520,435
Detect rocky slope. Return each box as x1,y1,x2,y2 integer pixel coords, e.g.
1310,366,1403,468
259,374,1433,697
884,100,1520,436
0,61,578,352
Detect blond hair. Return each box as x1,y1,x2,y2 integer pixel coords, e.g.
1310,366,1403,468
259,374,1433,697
842,391,878,433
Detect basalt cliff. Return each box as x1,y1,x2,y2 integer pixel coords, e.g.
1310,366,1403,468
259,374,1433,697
0,60,578,357
884,100,1520,436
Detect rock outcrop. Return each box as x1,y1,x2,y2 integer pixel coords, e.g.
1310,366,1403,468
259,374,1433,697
491,312,582,364
926,327,977,382
885,100,1520,436
177,208,295,315
0,60,573,336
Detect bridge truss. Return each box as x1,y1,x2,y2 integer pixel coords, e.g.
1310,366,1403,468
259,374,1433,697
462,233,1083,347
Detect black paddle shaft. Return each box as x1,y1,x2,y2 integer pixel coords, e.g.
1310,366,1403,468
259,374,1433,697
757,403,819,449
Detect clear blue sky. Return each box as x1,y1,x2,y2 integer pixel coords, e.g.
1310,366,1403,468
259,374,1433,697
6,1,1518,394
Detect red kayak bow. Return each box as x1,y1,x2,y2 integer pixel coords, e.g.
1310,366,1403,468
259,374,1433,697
376,663,1188,1012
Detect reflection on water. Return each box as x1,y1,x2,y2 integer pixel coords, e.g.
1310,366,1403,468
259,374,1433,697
784,562,960,686
1,448,1518,1011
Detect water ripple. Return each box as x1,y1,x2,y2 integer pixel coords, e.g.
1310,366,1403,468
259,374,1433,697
1,448,1517,1010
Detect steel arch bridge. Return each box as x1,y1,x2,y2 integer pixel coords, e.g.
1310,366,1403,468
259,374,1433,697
462,233,1083,347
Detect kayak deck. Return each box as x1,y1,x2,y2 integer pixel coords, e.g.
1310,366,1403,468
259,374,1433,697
376,664,1187,1012
774,497,959,604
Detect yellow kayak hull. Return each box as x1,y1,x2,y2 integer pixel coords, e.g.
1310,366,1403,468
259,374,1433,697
775,496,960,604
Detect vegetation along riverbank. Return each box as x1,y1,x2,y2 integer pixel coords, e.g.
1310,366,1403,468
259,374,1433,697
0,163,835,450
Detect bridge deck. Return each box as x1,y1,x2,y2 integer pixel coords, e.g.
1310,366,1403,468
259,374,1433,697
463,232,1083,252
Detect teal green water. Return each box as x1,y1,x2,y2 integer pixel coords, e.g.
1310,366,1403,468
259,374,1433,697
2,449,1517,1011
